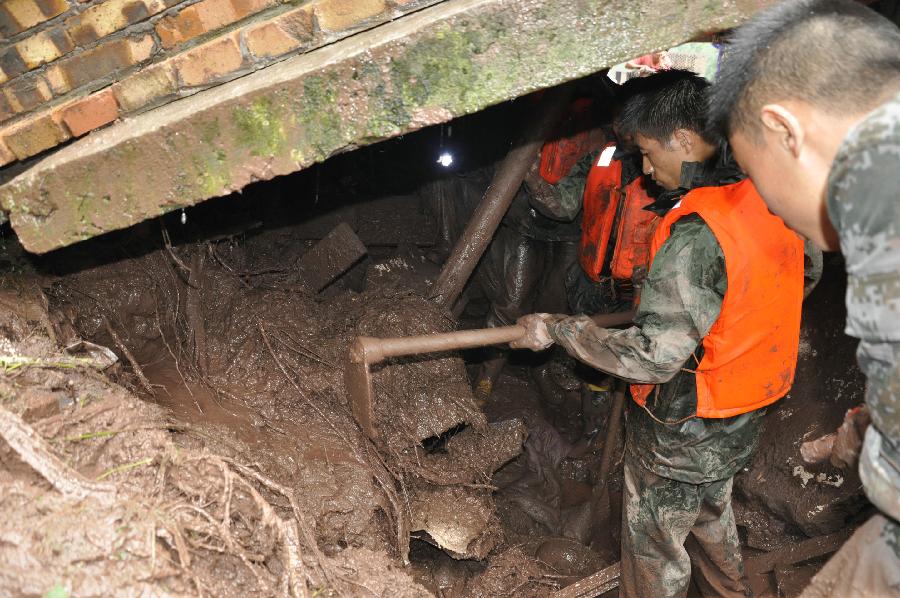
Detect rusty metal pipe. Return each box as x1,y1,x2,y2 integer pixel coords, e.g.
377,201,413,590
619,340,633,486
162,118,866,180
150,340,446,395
428,85,575,310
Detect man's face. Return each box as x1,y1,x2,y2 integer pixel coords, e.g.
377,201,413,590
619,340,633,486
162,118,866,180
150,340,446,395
633,133,686,191
730,120,838,250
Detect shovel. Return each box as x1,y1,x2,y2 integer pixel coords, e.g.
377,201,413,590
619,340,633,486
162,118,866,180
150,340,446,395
345,310,634,440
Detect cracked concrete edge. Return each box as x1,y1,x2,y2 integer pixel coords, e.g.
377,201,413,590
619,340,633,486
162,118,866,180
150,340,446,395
0,0,773,253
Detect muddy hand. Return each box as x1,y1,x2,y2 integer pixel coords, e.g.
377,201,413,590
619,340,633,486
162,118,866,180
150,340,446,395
511,313,555,351
801,405,871,468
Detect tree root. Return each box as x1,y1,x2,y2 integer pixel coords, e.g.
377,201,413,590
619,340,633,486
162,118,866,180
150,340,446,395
0,405,116,501
104,316,155,397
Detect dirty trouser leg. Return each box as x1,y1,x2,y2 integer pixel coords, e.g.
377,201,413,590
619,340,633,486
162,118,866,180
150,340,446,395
799,514,900,598
685,478,748,597
621,458,747,598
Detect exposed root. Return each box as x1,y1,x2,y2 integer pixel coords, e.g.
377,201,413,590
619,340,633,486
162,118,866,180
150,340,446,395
0,405,116,501
104,316,155,396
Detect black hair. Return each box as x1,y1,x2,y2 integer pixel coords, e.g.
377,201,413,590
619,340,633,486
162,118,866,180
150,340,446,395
709,0,900,139
616,70,713,144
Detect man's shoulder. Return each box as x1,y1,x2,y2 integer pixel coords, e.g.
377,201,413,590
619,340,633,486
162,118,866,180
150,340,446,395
833,92,900,175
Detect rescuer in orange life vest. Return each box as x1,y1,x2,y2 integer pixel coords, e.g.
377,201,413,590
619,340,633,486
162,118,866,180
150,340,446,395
512,70,808,596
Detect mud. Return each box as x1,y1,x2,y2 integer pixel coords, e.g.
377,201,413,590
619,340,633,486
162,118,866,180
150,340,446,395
0,163,871,597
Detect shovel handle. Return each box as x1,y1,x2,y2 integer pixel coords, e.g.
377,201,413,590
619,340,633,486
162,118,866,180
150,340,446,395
349,310,635,366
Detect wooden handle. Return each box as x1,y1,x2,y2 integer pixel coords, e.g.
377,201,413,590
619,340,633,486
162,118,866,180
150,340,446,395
352,310,635,366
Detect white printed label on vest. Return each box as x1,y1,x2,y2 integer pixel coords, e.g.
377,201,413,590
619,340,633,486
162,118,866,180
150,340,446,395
597,145,616,167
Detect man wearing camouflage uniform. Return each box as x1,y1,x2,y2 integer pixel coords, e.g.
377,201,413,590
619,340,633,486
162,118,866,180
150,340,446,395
709,1,900,595
513,70,807,597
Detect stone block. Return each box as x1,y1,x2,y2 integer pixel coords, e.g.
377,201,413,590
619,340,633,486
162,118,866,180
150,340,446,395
314,0,387,33
174,33,244,87
112,62,177,112
2,76,52,113
45,35,156,95
0,0,69,38
60,88,119,137
2,112,70,160
66,0,167,46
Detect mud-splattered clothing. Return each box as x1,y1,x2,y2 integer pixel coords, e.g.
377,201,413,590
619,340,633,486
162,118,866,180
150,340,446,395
799,514,900,598
549,214,763,485
827,90,900,525
621,457,748,598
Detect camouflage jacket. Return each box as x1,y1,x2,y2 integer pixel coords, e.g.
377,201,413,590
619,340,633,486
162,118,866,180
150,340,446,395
547,154,765,485
827,91,900,521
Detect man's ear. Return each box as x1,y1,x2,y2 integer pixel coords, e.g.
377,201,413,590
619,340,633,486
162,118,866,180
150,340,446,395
760,104,804,158
672,129,693,153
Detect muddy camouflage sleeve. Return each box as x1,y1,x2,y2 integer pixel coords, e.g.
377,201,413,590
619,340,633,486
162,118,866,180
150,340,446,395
527,151,595,222
547,215,726,383
827,91,900,523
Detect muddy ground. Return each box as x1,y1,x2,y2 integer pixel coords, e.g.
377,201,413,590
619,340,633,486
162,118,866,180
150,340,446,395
0,117,871,597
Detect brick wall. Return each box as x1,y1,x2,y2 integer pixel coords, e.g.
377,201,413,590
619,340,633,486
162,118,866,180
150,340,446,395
0,0,441,166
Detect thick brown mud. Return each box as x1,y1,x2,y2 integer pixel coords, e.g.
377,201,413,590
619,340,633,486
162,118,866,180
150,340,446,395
0,132,871,598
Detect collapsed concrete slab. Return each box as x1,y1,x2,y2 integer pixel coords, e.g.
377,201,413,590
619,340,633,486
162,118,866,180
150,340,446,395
0,0,774,253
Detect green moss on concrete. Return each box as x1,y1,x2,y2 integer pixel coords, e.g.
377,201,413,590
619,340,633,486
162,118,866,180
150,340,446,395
232,98,287,157
294,73,343,161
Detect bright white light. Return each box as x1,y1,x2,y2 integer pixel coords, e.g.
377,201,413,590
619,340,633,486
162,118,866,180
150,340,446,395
437,152,454,167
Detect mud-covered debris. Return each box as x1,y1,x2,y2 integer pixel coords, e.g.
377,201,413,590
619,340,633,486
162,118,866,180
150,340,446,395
410,483,503,559
295,222,367,292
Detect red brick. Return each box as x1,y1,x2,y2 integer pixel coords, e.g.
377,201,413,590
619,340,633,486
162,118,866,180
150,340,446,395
0,0,69,38
244,3,315,60
245,22,299,60
60,89,119,137
174,33,244,87
45,35,156,95
155,0,275,49
313,0,387,33
2,112,70,160
112,62,177,113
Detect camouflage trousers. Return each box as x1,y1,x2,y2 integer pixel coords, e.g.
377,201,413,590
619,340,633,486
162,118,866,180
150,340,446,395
621,458,749,598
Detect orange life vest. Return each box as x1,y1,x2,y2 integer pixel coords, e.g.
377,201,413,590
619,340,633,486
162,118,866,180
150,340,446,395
631,179,804,418
539,98,601,184
579,146,659,282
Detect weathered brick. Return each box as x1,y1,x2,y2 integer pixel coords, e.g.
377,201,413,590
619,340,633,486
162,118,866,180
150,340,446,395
0,138,15,166
245,22,300,59
45,35,156,95
314,0,387,33
15,29,75,70
174,33,244,87
66,0,167,46
0,47,28,81
156,0,274,49
60,89,119,136
0,94,13,123
247,3,315,59
2,112,70,160
112,62,176,112
0,0,69,38
2,76,52,113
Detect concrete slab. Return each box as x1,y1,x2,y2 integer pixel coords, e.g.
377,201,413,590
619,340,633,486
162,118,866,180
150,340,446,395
0,0,774,253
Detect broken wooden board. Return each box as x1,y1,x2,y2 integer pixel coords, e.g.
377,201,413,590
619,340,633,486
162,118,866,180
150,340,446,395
296,222,367,292
745,529,852,575
551,561,620,598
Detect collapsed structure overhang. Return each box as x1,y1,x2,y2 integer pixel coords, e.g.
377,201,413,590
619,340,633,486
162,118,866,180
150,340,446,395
0,0,775,254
